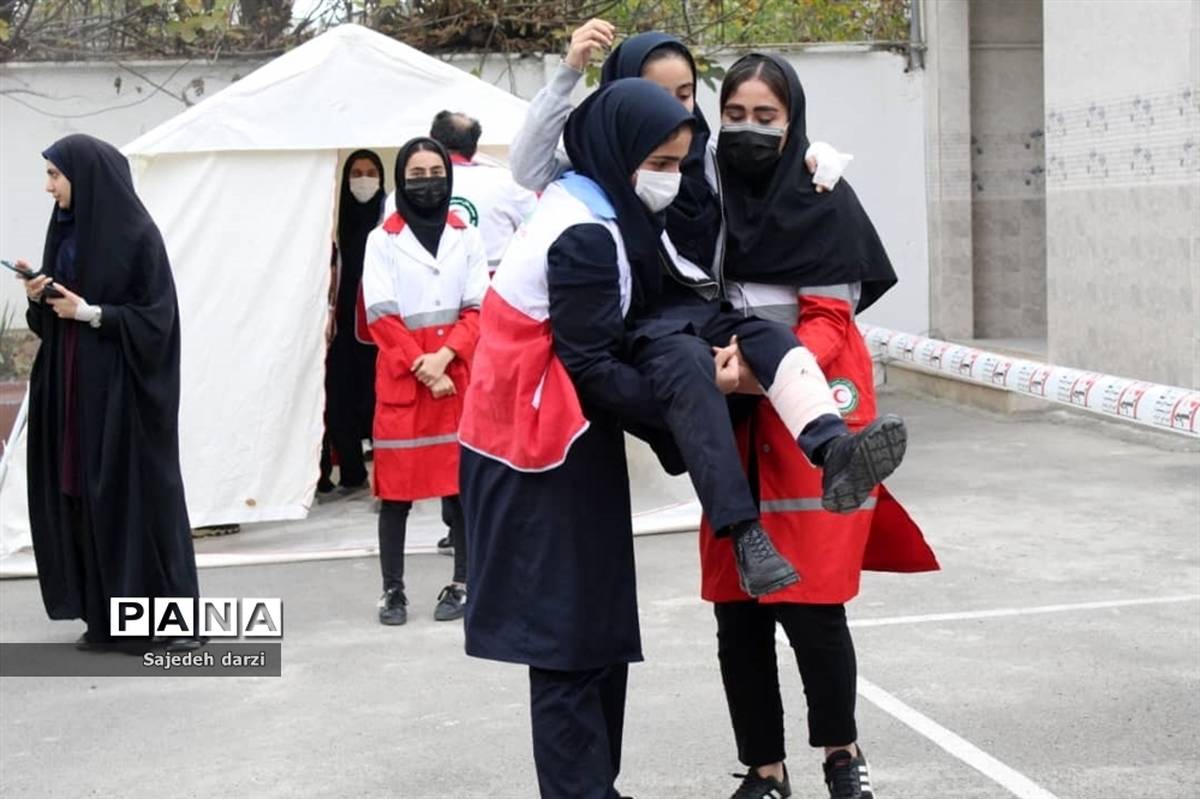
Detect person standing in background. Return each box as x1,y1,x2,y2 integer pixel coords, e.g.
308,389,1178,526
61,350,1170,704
16,134,200,652
318,150,385,501
363,137,487,626
428,110,537,275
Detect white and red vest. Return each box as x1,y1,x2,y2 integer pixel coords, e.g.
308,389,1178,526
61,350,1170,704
362,210,488,500
458,174,635,472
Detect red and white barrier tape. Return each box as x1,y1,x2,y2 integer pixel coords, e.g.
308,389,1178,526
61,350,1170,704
860,324,1200,438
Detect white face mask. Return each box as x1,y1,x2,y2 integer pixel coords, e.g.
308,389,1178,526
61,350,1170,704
349,176,381,204
634,169,681,214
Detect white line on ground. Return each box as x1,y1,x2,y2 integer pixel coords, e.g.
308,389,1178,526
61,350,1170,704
772,595,1200,797
778,619,1062,798
856,676,1061,799
847,594,1200,628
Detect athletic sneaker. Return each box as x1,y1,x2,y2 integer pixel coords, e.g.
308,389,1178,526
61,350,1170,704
733,522,800,597
824,748,874,799
433,585,467,621
378,588,407,626
730,766,792,799
436,535,454,555
820,415,907,514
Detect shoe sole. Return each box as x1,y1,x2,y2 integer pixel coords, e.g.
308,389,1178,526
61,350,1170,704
822,415,907,514
379,616,407,626
434,609,465,622
191,525,240,539
437,548,454,556
739,566,801,599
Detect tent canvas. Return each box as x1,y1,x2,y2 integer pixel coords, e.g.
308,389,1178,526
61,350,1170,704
0,24,530,558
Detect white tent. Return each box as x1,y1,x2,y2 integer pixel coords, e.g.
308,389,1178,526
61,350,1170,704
1,24,531,556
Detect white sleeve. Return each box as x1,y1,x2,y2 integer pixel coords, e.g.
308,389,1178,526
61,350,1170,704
462,229,489,311
509,62,581,192
502,177,539,231
361,229,397,321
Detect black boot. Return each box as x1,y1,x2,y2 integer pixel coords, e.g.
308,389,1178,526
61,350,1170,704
820,415,907,514
378,587,407,626
731,522,800,598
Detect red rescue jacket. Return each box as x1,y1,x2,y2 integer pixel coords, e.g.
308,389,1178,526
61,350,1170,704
701,285,939,604
362,211,488,500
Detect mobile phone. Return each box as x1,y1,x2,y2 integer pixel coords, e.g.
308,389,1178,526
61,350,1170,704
1,260,36,280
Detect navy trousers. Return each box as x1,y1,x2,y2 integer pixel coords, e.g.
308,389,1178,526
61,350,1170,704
529,664,629,799
630,302,846,532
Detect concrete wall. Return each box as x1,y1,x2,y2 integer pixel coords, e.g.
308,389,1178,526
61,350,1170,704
1043,0,1200,388
0,46,929,334
922,0,975,341
969,0,1046,340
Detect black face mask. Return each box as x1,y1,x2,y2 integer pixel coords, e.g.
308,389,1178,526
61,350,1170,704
404,177,449,211
717,122,785,180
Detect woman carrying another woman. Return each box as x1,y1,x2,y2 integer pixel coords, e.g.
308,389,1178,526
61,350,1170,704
704,54,939,799
458,79,697,799
361,137,487,626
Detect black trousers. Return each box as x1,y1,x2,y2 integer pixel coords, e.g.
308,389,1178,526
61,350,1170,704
529,664,628,799
378,496,466,592
715,601,858,763
630,309,846,532
319,330,375,489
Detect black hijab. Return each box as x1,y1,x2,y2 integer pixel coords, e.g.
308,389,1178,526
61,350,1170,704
564,78,695,309
336,149,385,322
392,137,453,257
39,135,157,302
601,32,720,271
719,54,897,312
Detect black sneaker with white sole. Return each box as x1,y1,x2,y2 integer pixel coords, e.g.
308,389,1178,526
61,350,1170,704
824,748,874,799
436,535,454,555
433,585,466,621
378,587,407,626
729,766,792,799
733,522,800,598
820,415,907,514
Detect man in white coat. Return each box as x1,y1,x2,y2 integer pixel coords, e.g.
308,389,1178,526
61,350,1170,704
429,110,538,274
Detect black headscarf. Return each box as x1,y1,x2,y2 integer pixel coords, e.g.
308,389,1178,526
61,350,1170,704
38,135,159,303
336,149,385,324
601,32,720,271
392,137,453,257
564,78,695,309
719,53,897,312
28,133,198,625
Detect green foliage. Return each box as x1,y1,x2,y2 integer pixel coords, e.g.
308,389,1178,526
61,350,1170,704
0,1,911,62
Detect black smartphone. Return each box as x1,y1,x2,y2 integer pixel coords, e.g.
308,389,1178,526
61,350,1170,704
1,260,37,280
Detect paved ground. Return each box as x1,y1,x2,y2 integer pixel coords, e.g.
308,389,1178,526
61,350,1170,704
1,391,1197,799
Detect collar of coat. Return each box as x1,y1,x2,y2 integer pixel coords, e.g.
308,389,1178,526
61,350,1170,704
382,211,467,235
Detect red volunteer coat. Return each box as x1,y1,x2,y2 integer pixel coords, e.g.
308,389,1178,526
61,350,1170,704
700,286,939,604
362,211,488,501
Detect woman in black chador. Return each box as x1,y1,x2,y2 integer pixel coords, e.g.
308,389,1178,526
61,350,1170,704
17,134,199,649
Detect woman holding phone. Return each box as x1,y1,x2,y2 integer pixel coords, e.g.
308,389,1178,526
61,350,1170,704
16,134,200,652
